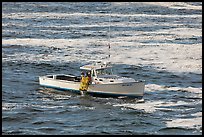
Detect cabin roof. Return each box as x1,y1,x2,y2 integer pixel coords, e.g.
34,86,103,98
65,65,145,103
80,64,112,71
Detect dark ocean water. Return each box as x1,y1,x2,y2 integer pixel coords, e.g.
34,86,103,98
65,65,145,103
2,2,202,135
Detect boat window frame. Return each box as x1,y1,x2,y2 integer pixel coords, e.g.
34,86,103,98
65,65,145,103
91,69,96,77
95,67,113,76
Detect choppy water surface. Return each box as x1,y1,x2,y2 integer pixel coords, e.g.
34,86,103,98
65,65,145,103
2,2,202,135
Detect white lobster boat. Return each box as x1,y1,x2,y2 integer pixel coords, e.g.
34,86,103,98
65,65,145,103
39,61,145,98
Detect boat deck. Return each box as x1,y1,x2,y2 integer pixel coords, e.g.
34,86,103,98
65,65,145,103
52,75,81,82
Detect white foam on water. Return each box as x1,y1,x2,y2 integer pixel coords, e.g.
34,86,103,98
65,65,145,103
2,9,202,21
112,43,202,73
191,112,202,117
145,84,202,93
113,98,201,114
165,117,202,130
2,38,109,64
145,84,202,100
144,2,202,10
84,106,95,110
2,102,29,111
2,37,202,74
31,104,64,109
67,105,95,111
2,2,202,75
112,2,202,10
3,12,201,18
113,101,162,113
2,38,103,48
145,84,164,92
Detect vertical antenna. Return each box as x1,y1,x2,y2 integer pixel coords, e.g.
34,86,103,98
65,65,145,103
108,3,111,61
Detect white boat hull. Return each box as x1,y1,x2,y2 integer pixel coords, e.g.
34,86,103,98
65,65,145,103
88,82,144,97
39,76,79,91
39,75,145,98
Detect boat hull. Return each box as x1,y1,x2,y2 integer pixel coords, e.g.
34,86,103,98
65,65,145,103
39,76,145,98
88,82,144,98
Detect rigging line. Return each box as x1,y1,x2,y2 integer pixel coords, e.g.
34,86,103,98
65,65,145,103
108,4,111,61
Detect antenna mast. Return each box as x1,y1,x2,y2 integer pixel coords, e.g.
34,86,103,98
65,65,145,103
108,4,111,61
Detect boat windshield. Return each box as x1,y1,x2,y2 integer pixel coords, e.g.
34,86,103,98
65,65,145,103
96,68,113,75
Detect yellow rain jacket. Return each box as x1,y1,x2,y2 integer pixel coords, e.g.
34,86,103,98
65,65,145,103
79,76,90,91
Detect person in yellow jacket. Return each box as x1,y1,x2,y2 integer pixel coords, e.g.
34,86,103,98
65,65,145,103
87,71,92,85
84,75,89,90
79,72,90,91
79,72,85,91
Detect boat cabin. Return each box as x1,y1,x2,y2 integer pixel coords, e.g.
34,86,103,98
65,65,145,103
80,62,113,78
79,62,135,84
79,62,119,84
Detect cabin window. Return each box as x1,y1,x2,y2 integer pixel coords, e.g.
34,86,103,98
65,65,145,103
96,68,113,75
91,70,95,77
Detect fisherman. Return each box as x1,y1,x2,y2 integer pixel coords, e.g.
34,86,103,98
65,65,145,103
79,71,92,93
80,71,85,82
87,71,92,85
79,71,85,91
84,72,90,90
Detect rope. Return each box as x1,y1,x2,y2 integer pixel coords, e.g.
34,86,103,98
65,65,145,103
108,5,111,61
